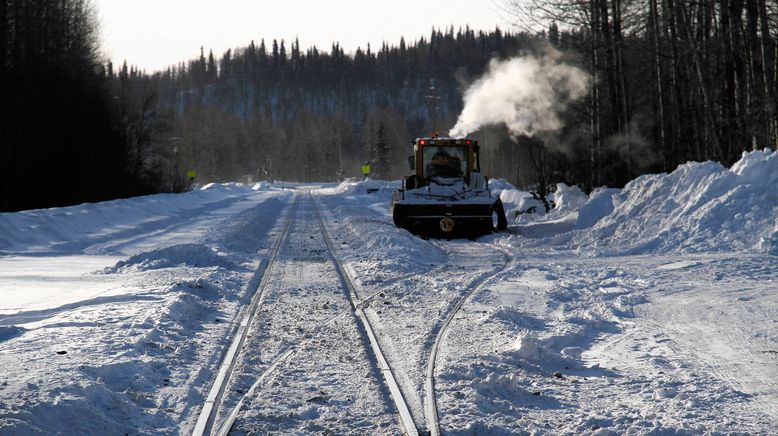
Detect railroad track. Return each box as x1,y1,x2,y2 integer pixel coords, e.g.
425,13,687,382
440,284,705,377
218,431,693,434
192,194,418,436
312,195,418,436
423,240,514,436
192,196,300,436
314,197,517,435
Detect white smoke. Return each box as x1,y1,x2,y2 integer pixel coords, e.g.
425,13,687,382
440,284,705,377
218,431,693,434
449,51,590,138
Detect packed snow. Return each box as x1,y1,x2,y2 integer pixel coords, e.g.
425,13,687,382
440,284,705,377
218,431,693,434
1,150,776,434
394,178,496,205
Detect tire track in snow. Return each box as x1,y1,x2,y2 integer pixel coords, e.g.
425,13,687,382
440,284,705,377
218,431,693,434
643,317,778,426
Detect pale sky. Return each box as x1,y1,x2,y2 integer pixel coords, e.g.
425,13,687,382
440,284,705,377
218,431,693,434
95,0,508,72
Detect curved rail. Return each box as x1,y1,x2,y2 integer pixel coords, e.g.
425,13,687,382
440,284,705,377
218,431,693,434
214,307,347,436
312,195,419,436
424,242,513,435
192,195,300,436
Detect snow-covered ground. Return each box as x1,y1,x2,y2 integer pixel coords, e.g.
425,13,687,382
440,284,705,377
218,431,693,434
1,150,776,434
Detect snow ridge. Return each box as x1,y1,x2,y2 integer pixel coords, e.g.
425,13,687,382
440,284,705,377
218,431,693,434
498,149,778,256
576,149,778,255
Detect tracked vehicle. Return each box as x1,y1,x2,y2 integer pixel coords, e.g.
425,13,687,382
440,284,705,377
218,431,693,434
391,136,507,238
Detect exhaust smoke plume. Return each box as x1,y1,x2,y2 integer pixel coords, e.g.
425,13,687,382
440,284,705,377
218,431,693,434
449,51,589,138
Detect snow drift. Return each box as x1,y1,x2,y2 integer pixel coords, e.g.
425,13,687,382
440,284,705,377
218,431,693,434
574,149,778,255
0,184,257,255
499,149,778,255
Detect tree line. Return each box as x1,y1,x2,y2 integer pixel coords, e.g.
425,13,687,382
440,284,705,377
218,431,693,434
505,0,777,191
113,0,777,197
2,1,775,212
113,28,536,186
1,0,157,212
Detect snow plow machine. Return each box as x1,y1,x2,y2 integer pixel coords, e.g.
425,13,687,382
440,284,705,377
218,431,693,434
391,136,507,238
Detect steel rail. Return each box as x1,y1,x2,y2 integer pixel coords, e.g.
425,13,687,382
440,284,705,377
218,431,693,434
214,308,344,436
213,285,398,436
311,195,420,436
192,195,300,436
424,242,513,436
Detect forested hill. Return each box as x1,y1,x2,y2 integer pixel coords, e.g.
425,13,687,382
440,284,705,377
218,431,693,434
3,0,776,212
114,28,539,185
114,0,778,194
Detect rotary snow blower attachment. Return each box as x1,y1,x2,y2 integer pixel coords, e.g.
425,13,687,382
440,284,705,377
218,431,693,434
390,136,508,238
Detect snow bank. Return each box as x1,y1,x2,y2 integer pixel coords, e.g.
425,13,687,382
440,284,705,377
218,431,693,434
495,149,777,255
323,178,399,195
499,187,542,217
551,183,588,214
497,181,588,221
105,243,238,273
0,325,26,342
574,149,778,255
0,184,256,255
575,188,620,230
0,186,292,434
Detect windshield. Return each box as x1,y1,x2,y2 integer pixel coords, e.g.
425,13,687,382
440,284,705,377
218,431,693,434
423,146,467,179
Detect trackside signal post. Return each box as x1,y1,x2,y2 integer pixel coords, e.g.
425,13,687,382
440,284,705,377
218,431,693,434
187,170,197,189
362,162,371,180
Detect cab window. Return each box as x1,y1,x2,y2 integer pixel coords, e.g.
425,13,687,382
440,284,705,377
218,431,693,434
423,146,467,179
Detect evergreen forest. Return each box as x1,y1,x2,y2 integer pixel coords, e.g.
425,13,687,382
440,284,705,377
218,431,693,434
2,0,776,211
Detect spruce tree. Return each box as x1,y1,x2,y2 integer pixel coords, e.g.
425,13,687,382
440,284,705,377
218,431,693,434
373,122,390,180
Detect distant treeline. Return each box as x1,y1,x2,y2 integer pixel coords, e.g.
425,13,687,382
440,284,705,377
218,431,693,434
2,1,776,212
111,28,538,186
115,0,778,195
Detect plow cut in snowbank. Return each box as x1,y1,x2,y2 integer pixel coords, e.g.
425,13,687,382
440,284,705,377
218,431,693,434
499,149,777,256
575,149,778,255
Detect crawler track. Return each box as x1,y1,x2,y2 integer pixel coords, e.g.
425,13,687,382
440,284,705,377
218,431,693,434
193,194,417,435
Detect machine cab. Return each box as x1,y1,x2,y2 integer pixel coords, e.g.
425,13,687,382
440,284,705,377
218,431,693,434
407,137,480,188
